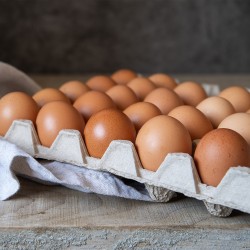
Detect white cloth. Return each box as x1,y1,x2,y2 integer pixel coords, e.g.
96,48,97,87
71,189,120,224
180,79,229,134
0,62,41,96
0,138,151,201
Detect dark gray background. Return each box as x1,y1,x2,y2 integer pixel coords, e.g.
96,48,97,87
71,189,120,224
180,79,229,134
0,0,250,74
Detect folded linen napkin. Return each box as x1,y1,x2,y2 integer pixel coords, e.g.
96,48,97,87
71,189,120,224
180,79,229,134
0,138,151,201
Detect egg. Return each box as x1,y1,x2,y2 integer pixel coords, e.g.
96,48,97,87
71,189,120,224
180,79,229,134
144,87,183,114
0,92,39,136
106,85,138,110
148,73,177,89
168,105,213,140
174,81,207,106
33,88,70,107
196,96,235,128
84,108,136,158
86,75,116,92
111,69,137,85
194,128,249,187
36,101,85,147
59,80,90,102
73,91,116,121
218,112,250,145
219,86,250,112
123,102,162,132
136,115,192,171
127,77,156,100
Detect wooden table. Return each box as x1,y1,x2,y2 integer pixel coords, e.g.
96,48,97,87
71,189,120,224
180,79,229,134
0,74,250,249
32,73,250,89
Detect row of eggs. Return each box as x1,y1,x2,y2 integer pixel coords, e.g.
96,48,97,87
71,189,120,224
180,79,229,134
0,69,249,188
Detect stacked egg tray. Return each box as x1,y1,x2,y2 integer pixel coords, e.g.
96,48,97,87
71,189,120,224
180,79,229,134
3,117,250,217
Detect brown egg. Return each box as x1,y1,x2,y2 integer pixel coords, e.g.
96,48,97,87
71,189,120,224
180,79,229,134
144,87,183,114
174,81,207,106
86,75,116,92
33,88,70,108
0,92,39,136
168,105,213,140
218,113,250,145
127,77,156,100
106,85,138,110
136,115,192,171
36,101,85,147
194,128,249,187
84,108,136,158
196,96,235,128
219,86,250,112
59,80,90,102
148,73,177,89
111,69,137,85
124,102,162,132
73,91,116,121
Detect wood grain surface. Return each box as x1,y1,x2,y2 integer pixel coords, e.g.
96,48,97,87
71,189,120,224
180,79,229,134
1,178,250,249
31,74,250,89
1,178,250,229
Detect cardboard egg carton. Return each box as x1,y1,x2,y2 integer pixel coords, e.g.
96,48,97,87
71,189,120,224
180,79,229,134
4,118,250,217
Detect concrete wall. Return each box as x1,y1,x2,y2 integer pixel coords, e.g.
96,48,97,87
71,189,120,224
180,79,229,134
0,0,250,73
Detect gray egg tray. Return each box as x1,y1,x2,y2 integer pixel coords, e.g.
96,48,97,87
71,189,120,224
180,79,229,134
4,119,250,217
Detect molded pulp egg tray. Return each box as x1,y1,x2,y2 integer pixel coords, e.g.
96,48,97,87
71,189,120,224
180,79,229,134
4,101,250,218
1,61,249,217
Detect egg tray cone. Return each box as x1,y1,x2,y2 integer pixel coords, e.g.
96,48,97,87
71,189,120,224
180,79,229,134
3,119,250,217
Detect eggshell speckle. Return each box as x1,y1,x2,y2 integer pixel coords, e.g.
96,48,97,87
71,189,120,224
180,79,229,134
174,81,207,106
36,101,85,147
144,87,183,114
168,105,213,140
84,108,136,158
0,92,39,136
136,115,192,171
194,128,249,187
148,73,177,89
124,102,162,132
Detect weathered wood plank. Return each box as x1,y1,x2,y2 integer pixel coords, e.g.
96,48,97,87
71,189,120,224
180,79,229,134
1,179,250,249
31,74,250,89
1,178,250,229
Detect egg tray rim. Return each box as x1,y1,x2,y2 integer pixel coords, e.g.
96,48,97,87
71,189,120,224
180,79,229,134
2,119,250,217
